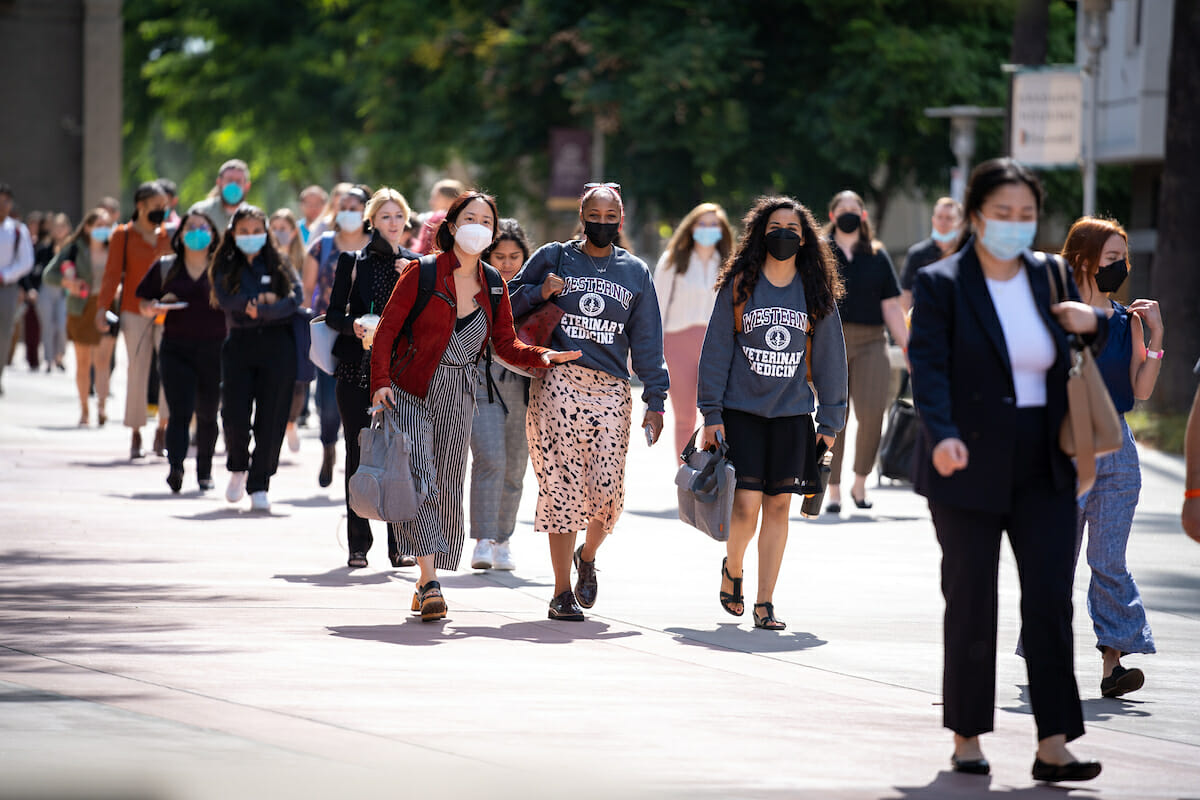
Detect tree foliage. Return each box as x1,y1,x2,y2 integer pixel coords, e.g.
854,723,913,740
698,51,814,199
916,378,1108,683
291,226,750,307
125,0,1081,227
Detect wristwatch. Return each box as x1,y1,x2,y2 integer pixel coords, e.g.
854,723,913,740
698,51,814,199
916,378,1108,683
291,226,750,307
1146,349,1164,360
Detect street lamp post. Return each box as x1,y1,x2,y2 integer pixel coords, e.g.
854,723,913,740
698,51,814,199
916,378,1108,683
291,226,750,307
924,106,1005,204
1081,0,1112,217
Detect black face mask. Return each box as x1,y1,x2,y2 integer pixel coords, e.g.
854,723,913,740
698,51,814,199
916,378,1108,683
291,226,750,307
146,209,167,225
1094,259,1128,293
835,212,862,234
764,229,801,261
583,220,620,249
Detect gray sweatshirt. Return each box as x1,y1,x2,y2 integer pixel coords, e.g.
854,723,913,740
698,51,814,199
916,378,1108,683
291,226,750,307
697,273,848,438
509,241,669,413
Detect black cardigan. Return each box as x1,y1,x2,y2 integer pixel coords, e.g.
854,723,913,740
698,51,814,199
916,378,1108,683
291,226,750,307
324,231,420,367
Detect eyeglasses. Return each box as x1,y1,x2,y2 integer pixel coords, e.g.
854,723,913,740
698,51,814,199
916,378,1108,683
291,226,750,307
583,182,621,194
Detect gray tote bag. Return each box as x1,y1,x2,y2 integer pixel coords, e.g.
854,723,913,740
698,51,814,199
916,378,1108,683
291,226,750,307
675,429,736,542
348,411,428,522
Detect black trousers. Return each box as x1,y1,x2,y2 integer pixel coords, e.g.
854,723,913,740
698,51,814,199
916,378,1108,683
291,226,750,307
928,407,1084,743
159,337,222,477
335,378,399,560
220,325,296,493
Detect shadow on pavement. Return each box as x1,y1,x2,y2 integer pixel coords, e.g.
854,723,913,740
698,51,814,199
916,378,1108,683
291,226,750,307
69,458,153,469
273,567,395,587
0,549,169,567
328,619,640,647
276,495,343,508
172,508,283,521
664,623,827,654
624,507,682,520
885,769,1086,798
1002,684,1152,723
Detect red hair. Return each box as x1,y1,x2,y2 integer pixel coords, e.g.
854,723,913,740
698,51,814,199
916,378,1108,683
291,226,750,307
1061,216,1128,287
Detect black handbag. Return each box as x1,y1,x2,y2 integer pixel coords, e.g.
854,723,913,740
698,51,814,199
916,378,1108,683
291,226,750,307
877,373,920,483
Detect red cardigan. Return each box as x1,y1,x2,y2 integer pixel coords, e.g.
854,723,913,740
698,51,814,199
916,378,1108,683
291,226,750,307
370,251,549,396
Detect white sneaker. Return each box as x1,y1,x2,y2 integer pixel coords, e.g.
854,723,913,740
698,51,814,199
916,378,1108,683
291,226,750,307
470,539,494,570
491,541,515,571
225,471,248,503
250,491,270,512
286,424,300,453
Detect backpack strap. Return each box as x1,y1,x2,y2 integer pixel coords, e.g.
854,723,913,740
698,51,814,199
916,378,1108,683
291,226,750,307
158,253,177,286
477,263,509,410
389,254,441,373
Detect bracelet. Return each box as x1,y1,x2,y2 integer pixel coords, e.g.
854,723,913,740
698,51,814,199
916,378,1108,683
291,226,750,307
1186,489,1200,499
1146,349,1164,360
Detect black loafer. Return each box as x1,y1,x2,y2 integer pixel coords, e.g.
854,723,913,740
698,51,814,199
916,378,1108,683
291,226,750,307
389,553,417,568
573,545,598,609
1100,664,1144,698
166,467,183,494
825,502,841,514
548,590,585,621
951,754,990,775
1032,759,1102,782
347,552,368,569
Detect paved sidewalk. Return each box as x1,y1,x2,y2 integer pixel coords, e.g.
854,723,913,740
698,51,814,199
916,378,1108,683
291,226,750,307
1,348,1198,800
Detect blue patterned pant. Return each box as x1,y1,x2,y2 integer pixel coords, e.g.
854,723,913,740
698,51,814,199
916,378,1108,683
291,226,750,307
1074,417,1156,655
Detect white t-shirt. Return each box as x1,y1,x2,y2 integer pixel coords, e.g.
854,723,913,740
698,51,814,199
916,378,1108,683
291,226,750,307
653,249,721,333
985,269,1056,408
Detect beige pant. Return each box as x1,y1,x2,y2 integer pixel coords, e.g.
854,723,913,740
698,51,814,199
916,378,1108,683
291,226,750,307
829,323,890,484
120,311,168,429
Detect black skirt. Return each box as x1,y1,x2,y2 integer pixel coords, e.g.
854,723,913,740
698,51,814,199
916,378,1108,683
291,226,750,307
722,409,820,496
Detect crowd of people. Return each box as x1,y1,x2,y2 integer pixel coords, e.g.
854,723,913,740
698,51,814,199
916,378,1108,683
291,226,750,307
1,153,1197,784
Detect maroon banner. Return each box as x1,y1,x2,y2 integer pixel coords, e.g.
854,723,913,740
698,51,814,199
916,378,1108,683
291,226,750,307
548,127,591,209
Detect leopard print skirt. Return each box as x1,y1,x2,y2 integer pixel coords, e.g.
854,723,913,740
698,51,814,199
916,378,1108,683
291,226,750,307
526,362,632,534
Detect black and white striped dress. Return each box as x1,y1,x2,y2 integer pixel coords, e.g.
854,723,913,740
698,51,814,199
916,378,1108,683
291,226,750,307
390,305,487,570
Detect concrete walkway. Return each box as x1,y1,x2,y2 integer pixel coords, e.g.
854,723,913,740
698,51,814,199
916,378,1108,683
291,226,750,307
1,346,1198,800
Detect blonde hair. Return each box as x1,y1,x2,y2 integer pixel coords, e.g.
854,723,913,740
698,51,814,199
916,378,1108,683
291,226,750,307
663,202,733,275
365,188,411,228
269,208,306,273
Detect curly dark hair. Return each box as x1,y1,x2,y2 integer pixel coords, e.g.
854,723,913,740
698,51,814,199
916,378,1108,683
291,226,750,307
207,205,295,306
716,196,843,320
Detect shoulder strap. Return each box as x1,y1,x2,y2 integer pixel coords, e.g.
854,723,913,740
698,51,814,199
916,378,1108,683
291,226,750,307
319,232,335,269
481,263,504,317
11,221,20,260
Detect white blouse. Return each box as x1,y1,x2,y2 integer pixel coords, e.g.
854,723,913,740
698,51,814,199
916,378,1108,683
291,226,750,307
985,269,1056,408
653,249,721,333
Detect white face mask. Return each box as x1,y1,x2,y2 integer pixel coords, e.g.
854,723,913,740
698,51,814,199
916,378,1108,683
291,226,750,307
336,210,363,231
453,223,493,255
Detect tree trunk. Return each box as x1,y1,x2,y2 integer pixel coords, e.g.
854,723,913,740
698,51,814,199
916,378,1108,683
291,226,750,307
1150,0,1200,414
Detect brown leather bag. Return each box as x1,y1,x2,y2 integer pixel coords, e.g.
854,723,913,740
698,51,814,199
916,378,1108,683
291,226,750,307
1041,252,1123,497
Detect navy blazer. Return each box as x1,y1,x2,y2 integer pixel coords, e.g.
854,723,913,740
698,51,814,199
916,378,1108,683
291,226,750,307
907,240,1108,514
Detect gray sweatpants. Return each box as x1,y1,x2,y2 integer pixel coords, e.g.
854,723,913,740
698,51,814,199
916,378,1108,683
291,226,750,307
469,363,529,543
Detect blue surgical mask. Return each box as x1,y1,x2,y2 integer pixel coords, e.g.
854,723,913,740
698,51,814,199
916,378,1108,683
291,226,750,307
235,233,267,255
692,226,722,247
977,217,1036,261
336,210,363,231
931,227,958,244
91,226,112,244
221,182,245,205
183,229,213,252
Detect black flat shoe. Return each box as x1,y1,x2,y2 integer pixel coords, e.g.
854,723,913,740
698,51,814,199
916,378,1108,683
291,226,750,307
1100,664,1144,698
389,553,417,568
548,590,585,621
825,502,841,514
166,467,183,494
347,552,368,569
951,754,990,775
573,545,598,609
753,602,786,630
1032,758,1102,783
720,557,744,617
851,493,873,509
197,476,215,491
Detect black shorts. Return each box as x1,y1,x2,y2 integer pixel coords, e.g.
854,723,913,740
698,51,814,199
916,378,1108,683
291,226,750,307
723,409,819,496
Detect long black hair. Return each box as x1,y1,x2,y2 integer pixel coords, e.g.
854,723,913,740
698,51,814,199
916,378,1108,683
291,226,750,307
207,205,294,306
716,196,844,320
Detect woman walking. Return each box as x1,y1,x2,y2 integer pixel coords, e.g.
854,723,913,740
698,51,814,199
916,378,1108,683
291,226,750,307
135,210,226,493
325,188,421,569
304,185,371,487
271,208,311,454
33,212,72,372
468,218,535,572
654,202,733,458
43,208,117,425
94,181,173,459
699,196,847,630
211,205,302,512
509,183,668,621
823,190,908,513
370,191,577,621
1061,216,1163,696
908,158,1107,781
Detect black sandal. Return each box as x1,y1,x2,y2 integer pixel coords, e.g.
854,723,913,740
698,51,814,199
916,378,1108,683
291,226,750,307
753,602,786,630
720,557,744,617
419,580,447,622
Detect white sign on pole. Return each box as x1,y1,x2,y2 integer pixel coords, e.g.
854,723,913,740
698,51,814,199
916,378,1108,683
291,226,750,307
1011,69,1083,166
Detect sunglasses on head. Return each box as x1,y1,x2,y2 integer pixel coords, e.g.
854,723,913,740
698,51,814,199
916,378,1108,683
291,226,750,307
583,182,621,195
